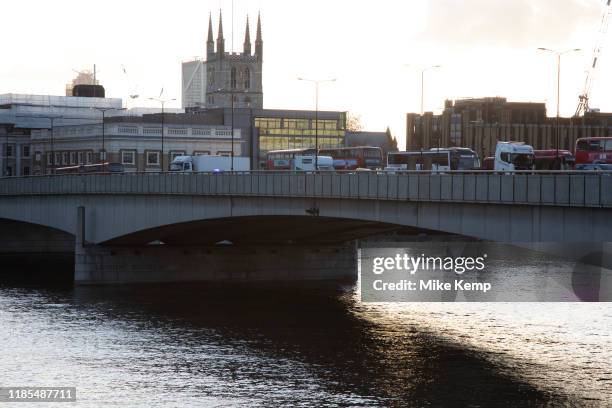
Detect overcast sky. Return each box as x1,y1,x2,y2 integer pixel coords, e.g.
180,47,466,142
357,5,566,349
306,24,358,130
1,0,609,149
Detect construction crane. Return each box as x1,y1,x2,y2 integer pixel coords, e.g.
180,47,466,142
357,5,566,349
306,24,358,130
121,65,140,108
575,0,612,117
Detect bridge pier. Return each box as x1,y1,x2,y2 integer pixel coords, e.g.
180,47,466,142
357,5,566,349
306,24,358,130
74,244,357,285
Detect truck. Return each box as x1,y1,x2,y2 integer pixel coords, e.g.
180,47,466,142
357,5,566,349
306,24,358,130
533,149,575,170
169,155,250,172
493,142,535,171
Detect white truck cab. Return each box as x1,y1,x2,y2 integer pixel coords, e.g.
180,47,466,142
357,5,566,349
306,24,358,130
494,142,535,171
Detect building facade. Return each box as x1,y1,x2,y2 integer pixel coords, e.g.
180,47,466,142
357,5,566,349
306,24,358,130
188,107,347,168
30,114,242,174
406,97,612,158
0,93,123,176
182,12,263,110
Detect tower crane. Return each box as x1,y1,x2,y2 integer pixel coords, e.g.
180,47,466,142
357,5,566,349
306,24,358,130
575,0,612,117
121,65,140,107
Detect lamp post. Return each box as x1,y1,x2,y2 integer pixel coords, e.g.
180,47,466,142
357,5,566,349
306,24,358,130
405,65,441,115
91,107,126,163
537,47,581,159
149,96,176,172
419,65,441,115
297,77,336,170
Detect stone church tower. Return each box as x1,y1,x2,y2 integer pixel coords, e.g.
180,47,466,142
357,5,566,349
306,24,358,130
203,11,263,109
182,11,263,109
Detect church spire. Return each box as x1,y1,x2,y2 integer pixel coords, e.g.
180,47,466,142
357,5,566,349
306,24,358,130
243,15,251,55
216,9,225,55
255,12,263,61
206,12,214,55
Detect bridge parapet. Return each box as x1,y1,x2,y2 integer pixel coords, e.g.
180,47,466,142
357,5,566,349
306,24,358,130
0,171,611,208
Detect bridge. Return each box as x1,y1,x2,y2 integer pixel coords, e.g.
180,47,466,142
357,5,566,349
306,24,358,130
1,171,611,284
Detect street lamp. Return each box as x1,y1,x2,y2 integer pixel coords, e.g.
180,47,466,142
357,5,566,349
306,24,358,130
148,96,176,172
297,77,336,170
91,107,126,163
405,65,441,114
537,47,581,159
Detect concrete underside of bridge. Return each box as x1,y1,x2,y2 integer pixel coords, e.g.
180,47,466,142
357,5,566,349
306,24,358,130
2,192,612,284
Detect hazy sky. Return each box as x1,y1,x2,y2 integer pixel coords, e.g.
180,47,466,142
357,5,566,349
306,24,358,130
1,0,609,149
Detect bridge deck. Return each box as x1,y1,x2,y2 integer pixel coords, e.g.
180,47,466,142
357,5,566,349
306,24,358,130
0,171,611,208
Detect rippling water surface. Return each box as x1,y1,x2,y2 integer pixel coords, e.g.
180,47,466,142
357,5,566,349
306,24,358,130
1,280,610,407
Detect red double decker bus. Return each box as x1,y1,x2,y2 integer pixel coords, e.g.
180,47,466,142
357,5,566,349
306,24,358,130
318,146,383,170
575,137,612,169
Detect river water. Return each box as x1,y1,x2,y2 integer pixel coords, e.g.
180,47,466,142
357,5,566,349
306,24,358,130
1,279,610,407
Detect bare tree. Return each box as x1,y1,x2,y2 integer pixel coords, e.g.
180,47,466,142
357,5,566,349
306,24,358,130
346,112,364,132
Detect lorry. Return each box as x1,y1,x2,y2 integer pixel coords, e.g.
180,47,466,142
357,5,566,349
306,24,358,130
533,149,575,170
493,142,535,171
169,155,250,172
484,148,574,171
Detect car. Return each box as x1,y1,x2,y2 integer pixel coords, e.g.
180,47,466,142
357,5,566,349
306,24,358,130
575,163,612,171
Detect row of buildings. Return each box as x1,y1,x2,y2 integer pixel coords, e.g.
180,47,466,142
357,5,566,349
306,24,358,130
0,12,395,176
406,97,612,158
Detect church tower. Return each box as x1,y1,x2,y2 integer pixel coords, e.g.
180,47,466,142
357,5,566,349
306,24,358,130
197,11,263,109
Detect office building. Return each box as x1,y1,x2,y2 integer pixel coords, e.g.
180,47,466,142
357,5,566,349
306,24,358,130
30,113,241,173
406,97,612,158
0,93,122,176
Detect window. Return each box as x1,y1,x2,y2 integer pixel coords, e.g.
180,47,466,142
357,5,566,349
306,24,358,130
47,153,52,166
86,152,92,164
578,139,604,151
121,151,135,165
118,126,138,134
23,166,30,176
143,127,161,135
23,145,31,157
244,68,250,89
5,145,13,157
217,151,231,157
208,67,215,87
62,152,68,165
231,67,237,89
54,152,61,166
78,152,84,165
147,151,160,166
70,151,77,165
35,152,41,162
500,152,510,163
605,140,612,151
194,151,210,156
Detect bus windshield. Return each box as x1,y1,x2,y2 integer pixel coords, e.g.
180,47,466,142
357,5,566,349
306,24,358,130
575,138,612,165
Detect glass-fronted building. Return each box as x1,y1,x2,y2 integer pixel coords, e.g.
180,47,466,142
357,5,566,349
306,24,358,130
255,115,345,153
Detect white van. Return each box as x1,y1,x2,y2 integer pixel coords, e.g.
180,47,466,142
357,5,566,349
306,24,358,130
294,155,334,171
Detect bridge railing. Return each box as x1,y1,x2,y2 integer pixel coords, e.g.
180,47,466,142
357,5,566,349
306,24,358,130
0,171,611,208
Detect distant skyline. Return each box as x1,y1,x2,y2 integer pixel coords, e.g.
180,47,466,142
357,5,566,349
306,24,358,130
1,0,610,149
